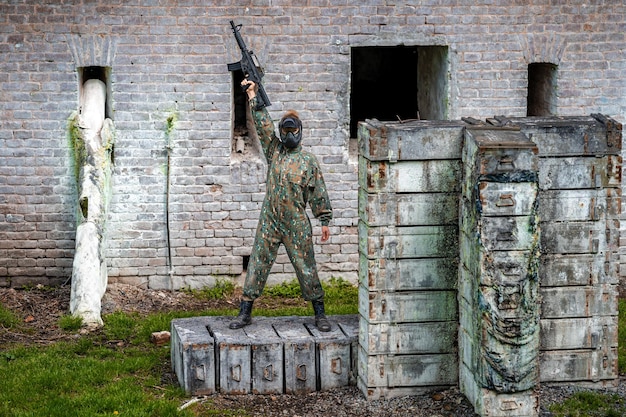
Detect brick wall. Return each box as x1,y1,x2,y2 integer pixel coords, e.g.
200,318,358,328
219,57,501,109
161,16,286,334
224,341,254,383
1,0,625,290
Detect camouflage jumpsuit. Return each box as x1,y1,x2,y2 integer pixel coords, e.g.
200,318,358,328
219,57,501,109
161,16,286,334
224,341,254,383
242,97,333,302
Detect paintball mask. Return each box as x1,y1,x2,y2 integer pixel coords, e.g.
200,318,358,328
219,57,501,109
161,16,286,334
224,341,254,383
279,112,302,149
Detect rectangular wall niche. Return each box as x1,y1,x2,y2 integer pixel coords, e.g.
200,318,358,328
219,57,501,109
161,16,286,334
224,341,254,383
527,63,557,117
78,66,112,120
350,45,449,139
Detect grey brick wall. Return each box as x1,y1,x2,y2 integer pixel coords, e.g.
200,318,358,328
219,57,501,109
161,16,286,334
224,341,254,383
1,0,625,290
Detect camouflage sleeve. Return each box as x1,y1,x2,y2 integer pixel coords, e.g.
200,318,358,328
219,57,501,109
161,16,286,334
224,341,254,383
249,96,278,161
309,158,333,226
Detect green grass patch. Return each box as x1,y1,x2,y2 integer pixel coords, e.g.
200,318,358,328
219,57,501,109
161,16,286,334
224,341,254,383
186,278,236,300
549,391,626,417
0,302,21,329
58,314,83,332
0,337,193,417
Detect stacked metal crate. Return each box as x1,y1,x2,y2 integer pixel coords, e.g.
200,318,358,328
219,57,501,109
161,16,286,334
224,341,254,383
356,119,465,399
512,115,622,387
458,126,541,416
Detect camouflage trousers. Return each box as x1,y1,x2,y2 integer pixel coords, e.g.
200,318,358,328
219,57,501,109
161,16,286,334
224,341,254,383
242,211,325,302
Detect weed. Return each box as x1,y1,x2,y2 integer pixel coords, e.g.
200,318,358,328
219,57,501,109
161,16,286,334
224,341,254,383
58,314,83,332
265,279,302,298
549,391,626,416
189,279,236,300
0,303,21,329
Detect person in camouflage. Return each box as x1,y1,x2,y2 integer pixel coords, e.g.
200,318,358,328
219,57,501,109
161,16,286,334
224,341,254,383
229,79,333,332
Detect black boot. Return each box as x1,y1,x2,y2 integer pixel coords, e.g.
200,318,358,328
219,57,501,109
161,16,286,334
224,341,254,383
312,300,331,332
229,300,253,329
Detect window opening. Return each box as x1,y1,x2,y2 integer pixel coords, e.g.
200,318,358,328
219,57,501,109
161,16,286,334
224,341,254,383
349,45,448,139
527,63,557,116
78,66,112,120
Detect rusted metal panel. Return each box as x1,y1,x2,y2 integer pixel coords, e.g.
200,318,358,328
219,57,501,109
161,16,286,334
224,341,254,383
358,221,458,260
539,189,621,222
540,316,618,350
359,320,457,355
514,115,623,156
170,317,216,395
359,156,461,193
272,317,317,394
540,348,618,382
540,220,619,254
357,118,465,161
359,254,458,292
358,188,458,226
358,285,458,324
538,155,622,190
540,286,618,318
540,253,619,287
357,347,458,388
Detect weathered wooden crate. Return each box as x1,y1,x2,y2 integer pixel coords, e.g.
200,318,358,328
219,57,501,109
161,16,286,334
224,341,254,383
357,346,458,390
540,316,618,350
359,320,457,355
540,220,619,254
512,115,622,156
304,317,354,390
539,189,621,222
540,285,618,318
538,155,622,190
359,156,461,194
357,119,465,161
358,285,458,324
171,317,215,395
171,315,359,396
540,348,619,384
359,253,458,292
540,253,619,287
272,317,316,394
358,187,458,226
358,221,458,260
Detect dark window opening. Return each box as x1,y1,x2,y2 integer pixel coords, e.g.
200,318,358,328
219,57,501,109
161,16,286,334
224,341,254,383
242,255,250,271
78,66,113,120
527,63,557,116
232,69,248,135
350,45,448,139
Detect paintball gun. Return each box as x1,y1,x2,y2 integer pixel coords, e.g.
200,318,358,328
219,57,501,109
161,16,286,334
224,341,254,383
227,20,271,110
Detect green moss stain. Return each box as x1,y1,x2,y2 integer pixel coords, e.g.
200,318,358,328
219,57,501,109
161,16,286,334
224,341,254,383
67,111,86,186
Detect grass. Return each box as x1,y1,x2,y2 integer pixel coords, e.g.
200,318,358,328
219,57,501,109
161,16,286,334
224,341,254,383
549,391,626,417
0,278,358,416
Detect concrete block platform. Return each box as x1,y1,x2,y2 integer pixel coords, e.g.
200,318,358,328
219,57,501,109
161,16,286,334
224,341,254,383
171,315,358,396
